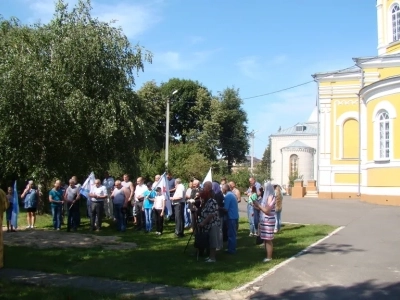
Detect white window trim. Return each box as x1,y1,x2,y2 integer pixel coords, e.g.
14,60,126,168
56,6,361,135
388,3,400,43
372,101,397,162
336,111,359,159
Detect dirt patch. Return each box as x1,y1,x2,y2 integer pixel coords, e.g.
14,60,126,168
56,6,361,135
2,226,136,250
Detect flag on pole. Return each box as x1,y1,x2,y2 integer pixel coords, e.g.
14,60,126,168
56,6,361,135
152,172,172,218
80,172,95,199
203,167,212,184
11,181,19,229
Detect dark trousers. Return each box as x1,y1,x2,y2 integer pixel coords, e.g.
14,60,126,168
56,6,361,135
91,201,104,230
154,209,164,233
67,203,79,231
174,202,185,236
135,201,144,230
113,203,126,232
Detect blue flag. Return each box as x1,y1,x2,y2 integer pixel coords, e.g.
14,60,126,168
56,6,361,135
11,181,19,229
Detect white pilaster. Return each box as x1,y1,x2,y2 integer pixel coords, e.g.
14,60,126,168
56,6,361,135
376,0,385,55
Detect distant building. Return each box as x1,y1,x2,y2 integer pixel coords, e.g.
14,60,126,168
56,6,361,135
270,108,318,188
231,155,261,173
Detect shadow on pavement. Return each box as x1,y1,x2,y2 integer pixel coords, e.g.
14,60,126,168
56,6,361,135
300,242,365,255
247,280,400,300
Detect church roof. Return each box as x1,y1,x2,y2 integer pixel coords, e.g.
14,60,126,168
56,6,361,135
282,140,314,149
270,122,317,137
307,106,318,123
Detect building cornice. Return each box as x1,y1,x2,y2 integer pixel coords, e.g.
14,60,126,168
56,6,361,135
312,69,361,83
353,53,400,68
359,75,400,102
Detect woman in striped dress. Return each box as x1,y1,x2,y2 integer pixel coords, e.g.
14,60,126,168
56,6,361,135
253,182,276,263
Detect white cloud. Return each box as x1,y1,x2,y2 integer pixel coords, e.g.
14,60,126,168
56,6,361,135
237,54,288,80
93,1,162,39
272,54,287,65
236,56,263,80
24,0,161,38
189,36,205,45
154,48,221,71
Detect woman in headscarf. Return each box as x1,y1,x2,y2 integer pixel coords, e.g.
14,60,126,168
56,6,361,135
198,181,221,263
212,181,224,249
253,181,276,263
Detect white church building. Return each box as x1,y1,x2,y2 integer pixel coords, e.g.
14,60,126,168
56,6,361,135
270,107,318,188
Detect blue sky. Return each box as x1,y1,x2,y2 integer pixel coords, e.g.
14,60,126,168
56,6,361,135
0,0,377,158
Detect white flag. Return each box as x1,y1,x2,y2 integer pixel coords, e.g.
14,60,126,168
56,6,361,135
80,172,95,199
203,167,212,184
152,172,172,218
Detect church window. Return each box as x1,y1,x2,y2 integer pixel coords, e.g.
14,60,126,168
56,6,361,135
378,111,390,159
289,154,298,175
392,4,400,42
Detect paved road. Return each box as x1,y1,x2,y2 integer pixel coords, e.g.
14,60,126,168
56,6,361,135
240,196,400,299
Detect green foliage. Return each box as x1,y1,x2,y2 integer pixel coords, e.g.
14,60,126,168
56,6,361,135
288,171,303,186
137,149,164,181
229,169,252,192
0,0,152,207
254,140,272,182
160,78,211,144
164,143,210,181
217,87,249,172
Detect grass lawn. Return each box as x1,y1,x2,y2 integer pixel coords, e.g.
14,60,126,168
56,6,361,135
0,280,155,300
4,211,336,290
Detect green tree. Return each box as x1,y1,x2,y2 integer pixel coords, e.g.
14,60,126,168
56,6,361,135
160,78,211,144
217,87,249,173
136,80,165,151
255,140,271,181
187,89,222,160
0,0,152,210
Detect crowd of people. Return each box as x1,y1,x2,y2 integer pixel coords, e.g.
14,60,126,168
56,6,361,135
2,172,283,263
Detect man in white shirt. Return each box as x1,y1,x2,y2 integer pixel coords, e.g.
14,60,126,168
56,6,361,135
89,179,108,231
171,178,186,237
134,177,147,231
103,171,115,219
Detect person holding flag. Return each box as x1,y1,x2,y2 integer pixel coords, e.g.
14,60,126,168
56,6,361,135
11,181,19,231
5,187,15,232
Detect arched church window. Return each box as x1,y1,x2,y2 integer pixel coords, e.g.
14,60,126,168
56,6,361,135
392,4,400,42
378,111,390,159
289,154,298,175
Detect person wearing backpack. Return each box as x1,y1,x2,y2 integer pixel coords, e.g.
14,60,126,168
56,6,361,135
21,180,39,229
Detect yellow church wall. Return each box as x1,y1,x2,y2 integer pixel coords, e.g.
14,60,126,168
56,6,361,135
319,80,360,87
343,119,359,158
386,41,400,54
334,173,360,184
367,167,400,186
363,66,400,82
330,101,359,165
366,94,400,161
380,67,400,79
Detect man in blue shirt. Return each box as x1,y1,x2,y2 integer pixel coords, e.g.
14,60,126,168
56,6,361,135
222,184,239,254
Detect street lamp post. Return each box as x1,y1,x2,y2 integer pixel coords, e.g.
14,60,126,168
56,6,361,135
165,89,179,172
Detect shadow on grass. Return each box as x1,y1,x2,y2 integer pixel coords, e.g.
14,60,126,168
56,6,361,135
4,218,338,290
247,280,400,300
0,280,161,300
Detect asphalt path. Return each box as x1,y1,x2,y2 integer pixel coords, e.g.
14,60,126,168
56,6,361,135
239,196,400,300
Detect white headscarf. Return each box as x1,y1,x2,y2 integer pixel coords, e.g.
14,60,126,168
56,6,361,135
262,181,275,204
